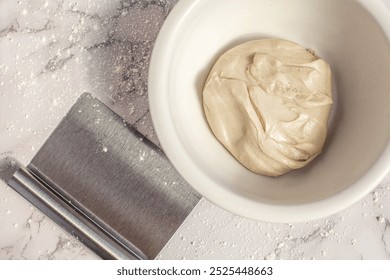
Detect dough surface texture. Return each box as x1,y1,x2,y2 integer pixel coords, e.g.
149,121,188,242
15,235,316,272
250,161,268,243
203,39,333,177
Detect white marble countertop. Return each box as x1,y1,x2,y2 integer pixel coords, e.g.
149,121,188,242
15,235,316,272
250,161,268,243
1,0,390,260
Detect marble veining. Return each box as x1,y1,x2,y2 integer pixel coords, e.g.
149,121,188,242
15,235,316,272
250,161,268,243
1,0,390,260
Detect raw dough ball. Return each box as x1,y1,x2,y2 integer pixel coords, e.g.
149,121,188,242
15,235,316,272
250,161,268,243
203,39,333,177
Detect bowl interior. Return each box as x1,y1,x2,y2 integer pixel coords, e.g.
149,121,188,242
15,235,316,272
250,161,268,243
150,0,390,221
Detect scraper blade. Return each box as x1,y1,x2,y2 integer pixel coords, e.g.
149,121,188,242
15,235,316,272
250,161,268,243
8,93,201,260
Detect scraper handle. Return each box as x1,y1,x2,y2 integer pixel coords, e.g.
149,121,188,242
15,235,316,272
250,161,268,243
8,167,145,260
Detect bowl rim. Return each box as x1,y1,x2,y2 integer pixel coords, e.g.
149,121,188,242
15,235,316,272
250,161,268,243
148,0,390,222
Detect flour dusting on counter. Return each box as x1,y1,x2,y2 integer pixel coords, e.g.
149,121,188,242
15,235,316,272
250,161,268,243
1,0,390,260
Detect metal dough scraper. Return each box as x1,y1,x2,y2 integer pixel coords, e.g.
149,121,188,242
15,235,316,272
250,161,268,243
7,93,201,260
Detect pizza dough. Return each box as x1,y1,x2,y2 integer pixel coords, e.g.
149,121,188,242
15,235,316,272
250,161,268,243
203,39,333,177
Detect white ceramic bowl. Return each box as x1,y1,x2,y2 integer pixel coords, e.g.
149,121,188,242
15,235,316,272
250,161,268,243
149,0,390,222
